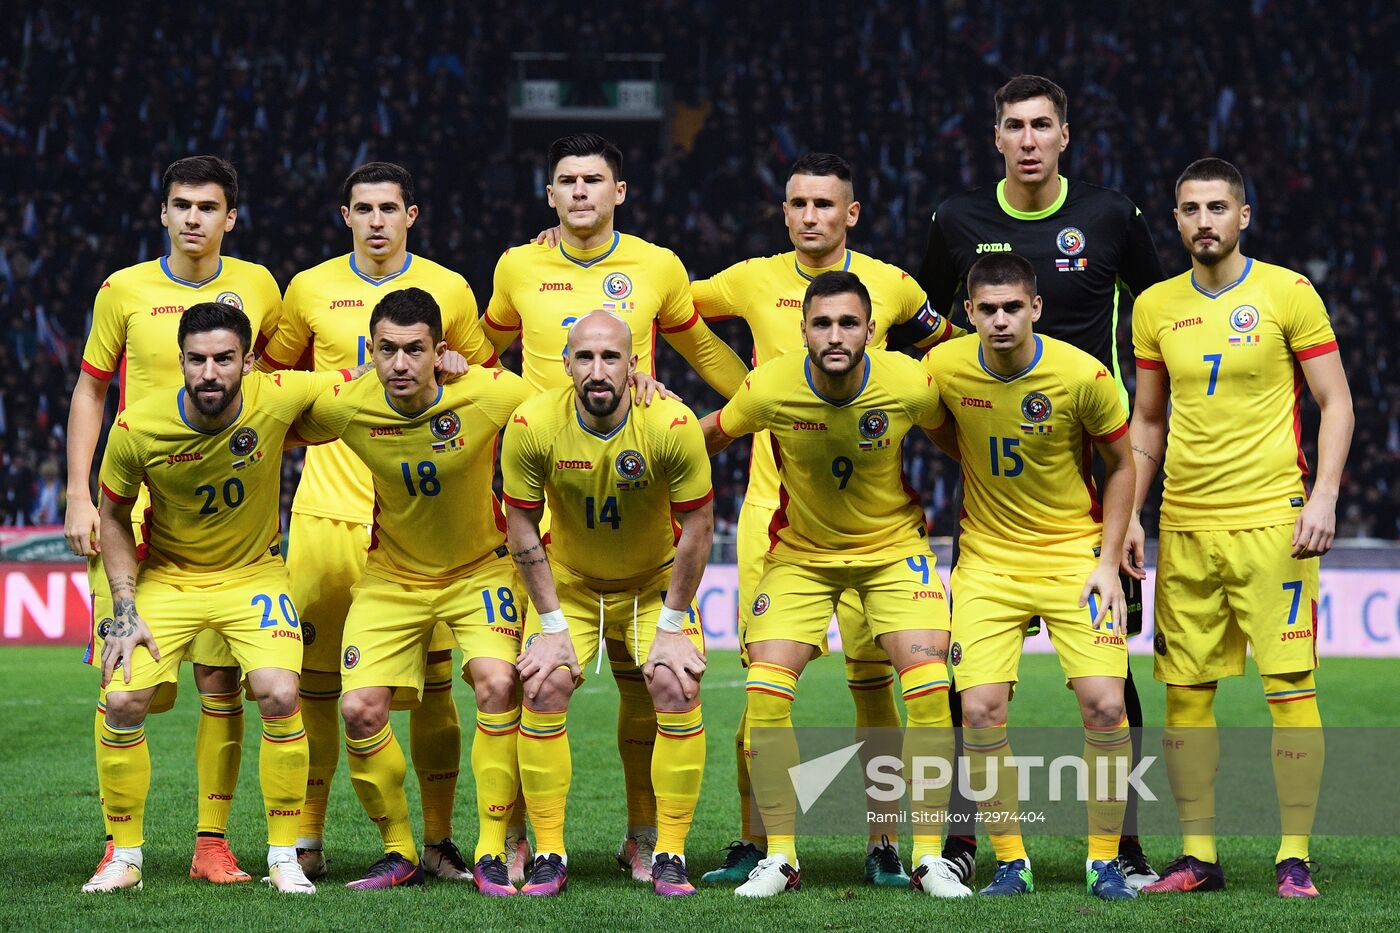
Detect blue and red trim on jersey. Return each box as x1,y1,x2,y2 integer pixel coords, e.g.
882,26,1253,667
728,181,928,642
1190,257,1252,299
349,253,413,286
160,256,223,289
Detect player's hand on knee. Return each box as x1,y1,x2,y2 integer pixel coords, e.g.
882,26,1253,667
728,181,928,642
1122,513,1148,580
531,226,563,248
516,632,580,701
1080,564,1123,631
101,608,159,688
630,372,680,405
65,498,101,557
1292,497,1336,559
643,632,707,702
435,349,469,385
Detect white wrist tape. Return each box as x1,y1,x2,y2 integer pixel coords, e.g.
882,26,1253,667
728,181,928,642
657,606,688,634
537,608,568,634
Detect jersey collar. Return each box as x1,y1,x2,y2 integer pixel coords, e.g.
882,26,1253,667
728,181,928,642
995,176,1068,221
159,256,223,289
1190,257,1253,299
176,387,244,435
575,399,630,439
978,334,1044,383
349,252,413,286
384,385,443,419
804,354,870,407
793,249,852,282
560,231,621,268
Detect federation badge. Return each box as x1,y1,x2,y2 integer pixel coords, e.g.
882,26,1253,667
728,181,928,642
430,410,462,441
303,622,316,646
215,291,244,311
229,426,259,456
603,272,633,300
858,409,890,440
1154,631,1167,656
752,593,770,616
98,617,113,638
1056,226,1086,256
343,645,360,669
1230,305,1260,333
1020,391,1052,423
615,449,646,480
950,642,962,666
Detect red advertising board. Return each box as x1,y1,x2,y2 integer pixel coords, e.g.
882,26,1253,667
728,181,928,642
2,562,92,646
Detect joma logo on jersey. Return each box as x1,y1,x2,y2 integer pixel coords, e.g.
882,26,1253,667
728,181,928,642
792,421,828,431
328,299,365,309
961,397,993,409
1173,316,1204,331
150,304,185,316
911,589,945,601
1094,634,1126,646
774,297,803,309
538,282,573,292
166,452,204,466
556,459,594,470
1280,629,1315,642
370,426,403,437
976,242,1013,254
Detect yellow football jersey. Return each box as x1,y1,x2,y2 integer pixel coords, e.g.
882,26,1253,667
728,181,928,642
501,391,713,589
715,349,941,566
262,253,498,524
693,248,962,510
81,256,282,408
484,232,745,393
1132,258,1339,531
99,370,348,584
293,367,532,585
923,333,1128,574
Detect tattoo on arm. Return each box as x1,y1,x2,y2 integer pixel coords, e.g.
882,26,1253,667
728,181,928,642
510,543,548,568
1131,444,1159,467
111,597,137,639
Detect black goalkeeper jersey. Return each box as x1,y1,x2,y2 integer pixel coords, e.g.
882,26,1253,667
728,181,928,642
915,177,1164,376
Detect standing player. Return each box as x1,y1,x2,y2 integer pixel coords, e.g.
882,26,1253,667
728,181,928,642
700,272,968,900
292,288,533,894
259,162,498,881
503,311,714,897
489,133,746,881
915,74,1165,885
84,302,363,894
690,152,964,885
65,155,282,884
923,253,1139,901
1128,158,1352,898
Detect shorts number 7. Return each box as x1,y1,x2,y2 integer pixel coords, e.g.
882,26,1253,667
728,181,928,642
1282,580,1303,625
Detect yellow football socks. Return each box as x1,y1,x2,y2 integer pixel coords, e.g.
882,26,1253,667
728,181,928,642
1164,684,1220,863
965,722,1028,864
195,690,244,835
473,707,522,861
654,704,705,857
744,663,800,861
97,716,149,848
1264,672,1323,863
412,661,461,845
734,710,765,846
296,669,341,842
345,722,415,859
899,661,953,864
612,659,659,831
260,709,308,848
1084,718,1131,862
848,658,900,843
519,706,570,856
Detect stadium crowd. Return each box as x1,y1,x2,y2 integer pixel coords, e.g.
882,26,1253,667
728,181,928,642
1,0,1395,537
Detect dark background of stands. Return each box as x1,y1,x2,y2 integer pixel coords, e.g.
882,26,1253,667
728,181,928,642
3,1,1396,542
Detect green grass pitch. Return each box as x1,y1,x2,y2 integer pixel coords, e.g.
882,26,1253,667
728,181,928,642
2,648,1397,931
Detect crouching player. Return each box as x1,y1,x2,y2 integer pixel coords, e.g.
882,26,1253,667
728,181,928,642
291,287,534,894
86,303,365,894
503,310,713,897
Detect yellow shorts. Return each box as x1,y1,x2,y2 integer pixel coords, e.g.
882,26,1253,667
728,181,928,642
746,553,949,654
340,557,522,702
737,502,886,664
104,565,303,694
1153,524,1321,684
949,565,1127,690
289,512,371,673
522,564,704,674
